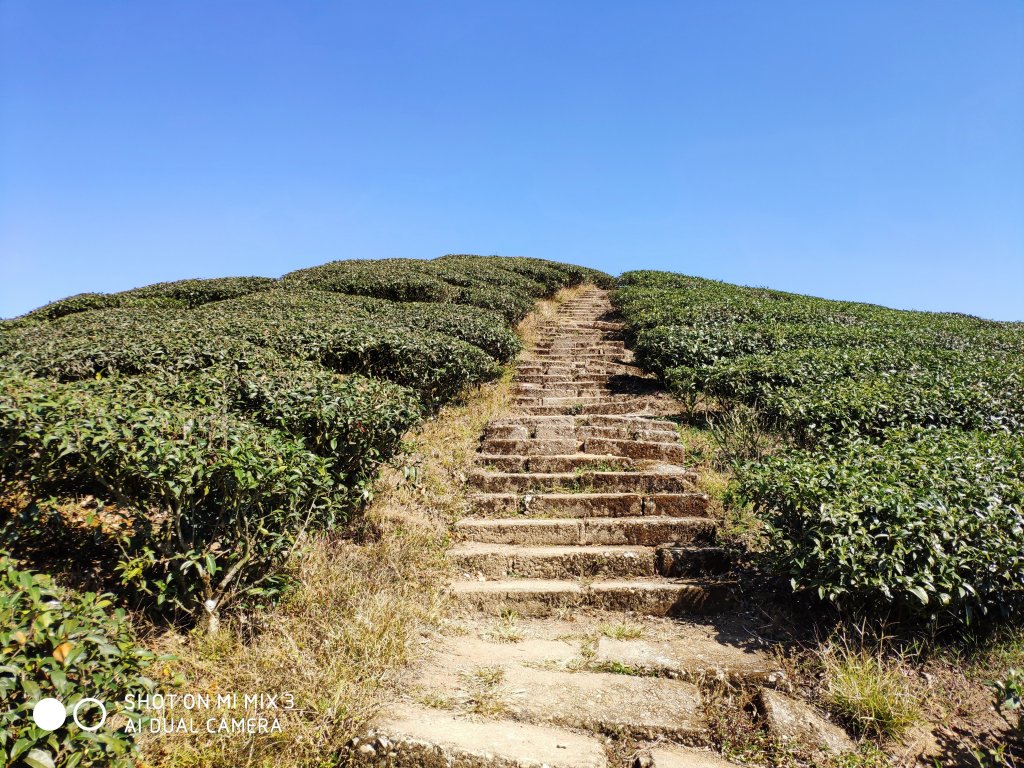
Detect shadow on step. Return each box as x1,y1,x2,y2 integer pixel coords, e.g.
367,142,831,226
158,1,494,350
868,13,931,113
604,373,662,396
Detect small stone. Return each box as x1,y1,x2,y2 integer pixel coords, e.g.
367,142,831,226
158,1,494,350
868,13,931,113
377,735,391,750
755,688,854,755
357,743,377,756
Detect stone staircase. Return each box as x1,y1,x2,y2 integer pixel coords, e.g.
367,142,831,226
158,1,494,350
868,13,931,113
450,289,734,619
350,289,789,767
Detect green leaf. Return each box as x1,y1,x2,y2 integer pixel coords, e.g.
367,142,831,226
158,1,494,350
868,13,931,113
24,748,57,768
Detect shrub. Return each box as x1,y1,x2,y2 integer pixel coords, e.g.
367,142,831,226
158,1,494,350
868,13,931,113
2,255,608,626
738,429,1024,622
614,270,1024,625
22,293,186,322
0,367,420,623
0,555,161,768
994,669,1023,740
122,276,276,307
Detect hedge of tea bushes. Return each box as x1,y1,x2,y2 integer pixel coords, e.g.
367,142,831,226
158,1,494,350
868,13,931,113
1,256,608,621
614,271,1024,623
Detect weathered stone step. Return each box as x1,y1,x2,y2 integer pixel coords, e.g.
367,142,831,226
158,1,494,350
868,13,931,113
513,375,614,386
593,637,783,688
656,546,732,576
468,467,697,494
475,453,634,473
522,352,628,362
487,414,677,431
466,663,706,742
449,543,658,579
516,362,640,375
535,336,624,345
358,704,607,767
583,437,687,463
519,399,655,416
647,746,739,767
514,386,613,398
450,577,735,617
533,320,620,331
469,492,709,518
480,438,582,455
513,397,628,409
454,515,715,546
579,425,678,441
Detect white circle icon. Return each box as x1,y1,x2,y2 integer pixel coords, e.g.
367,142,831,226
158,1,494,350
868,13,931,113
32,698,67,731
72,698,107,732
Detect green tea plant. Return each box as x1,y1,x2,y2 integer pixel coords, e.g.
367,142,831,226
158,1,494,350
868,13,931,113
1,256,607,625
995,669,1023,740
613,270,1024,624
0,555,163,768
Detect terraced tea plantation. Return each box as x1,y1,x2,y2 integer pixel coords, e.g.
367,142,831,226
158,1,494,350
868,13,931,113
0,256,608,623
614,271,1024,624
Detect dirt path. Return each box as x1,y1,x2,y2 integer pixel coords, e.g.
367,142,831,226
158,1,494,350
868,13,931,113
350,289,838,767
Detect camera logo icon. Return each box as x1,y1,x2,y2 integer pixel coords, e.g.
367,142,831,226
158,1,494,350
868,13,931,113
32,697,107,732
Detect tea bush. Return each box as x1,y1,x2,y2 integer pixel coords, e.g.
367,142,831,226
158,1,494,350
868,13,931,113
0,555,161,768
995,669,1023,740
614,271,1024,623
22,276,277,322
2,256,606,623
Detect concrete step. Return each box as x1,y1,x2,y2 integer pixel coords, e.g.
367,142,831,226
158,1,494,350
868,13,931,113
519,399,656,416
583,437,687,463
513,386,613,398
480,438,582,455
579,425,678,441
469,492,709,518
647,746,738,768
513,375,614,386
451,662,707,742
467,467,698,494
449,543,658,579
513,396,621,407
454,515,716,546
475,453,634,473
656,546,733,576
358,704,607,767
487,414,677,432
515,362,640,376
450,577,735,617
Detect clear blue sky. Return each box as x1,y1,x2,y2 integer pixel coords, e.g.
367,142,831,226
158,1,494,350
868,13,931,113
2,2,1022,320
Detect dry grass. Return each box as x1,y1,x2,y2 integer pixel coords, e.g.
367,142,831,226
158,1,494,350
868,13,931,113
482,609,525,644
598,621,644,640
138,286,588,768
818,633,923,741
456,666,509,716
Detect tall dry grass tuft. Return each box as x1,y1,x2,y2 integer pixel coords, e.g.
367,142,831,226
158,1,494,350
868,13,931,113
818,631,922,741
139,285,587,768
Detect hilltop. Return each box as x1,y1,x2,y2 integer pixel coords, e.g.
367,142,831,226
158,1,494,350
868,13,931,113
1,257,1021,767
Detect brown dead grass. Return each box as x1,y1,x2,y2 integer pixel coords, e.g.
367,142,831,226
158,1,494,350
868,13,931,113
139,285,588,768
